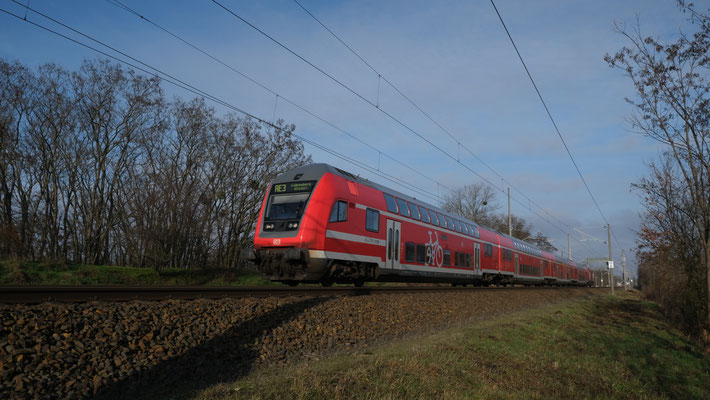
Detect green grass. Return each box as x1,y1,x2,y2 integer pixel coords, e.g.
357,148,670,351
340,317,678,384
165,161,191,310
198,292,710,400
0,259,271,286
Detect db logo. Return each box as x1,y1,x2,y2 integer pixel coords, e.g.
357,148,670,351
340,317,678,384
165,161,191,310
273,239,281,245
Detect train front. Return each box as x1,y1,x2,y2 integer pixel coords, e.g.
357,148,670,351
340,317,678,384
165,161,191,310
249,164,333,283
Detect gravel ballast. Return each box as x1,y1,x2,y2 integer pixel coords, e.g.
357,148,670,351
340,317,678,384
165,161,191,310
0,287,603,399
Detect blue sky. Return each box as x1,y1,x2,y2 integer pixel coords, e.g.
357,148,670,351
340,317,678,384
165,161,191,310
1,0,696,277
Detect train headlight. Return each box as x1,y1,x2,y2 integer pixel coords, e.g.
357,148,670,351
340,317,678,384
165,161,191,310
264,223,275,231
287,222,299,230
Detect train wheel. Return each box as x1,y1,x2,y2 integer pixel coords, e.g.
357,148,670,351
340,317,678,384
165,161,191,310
354,278,365,287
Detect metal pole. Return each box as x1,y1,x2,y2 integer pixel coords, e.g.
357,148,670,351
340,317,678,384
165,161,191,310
568,234,571,260
507,188,512,236
622,249,627,291
608,224,614,295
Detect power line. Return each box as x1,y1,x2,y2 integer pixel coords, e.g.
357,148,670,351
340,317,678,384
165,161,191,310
0,3,442,204
212,0,598,253
102,0,451,200
107,0,596,256
5,0,600,257
489,0,623,250
290,0,595,252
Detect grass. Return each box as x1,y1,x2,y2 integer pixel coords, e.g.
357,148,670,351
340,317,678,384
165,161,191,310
0,259,271,286
198,291,710,400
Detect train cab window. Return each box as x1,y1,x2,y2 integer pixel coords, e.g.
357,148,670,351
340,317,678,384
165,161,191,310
329,200,347,222
384,193,399,213
396,198,411,218
405,242,416,262
445,216,454,231
410,204,421,221
443,250,451,266
366,208,379,232
416,244,426,263
418,206,431,224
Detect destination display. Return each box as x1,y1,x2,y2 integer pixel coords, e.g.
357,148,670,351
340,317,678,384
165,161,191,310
271,181,316,194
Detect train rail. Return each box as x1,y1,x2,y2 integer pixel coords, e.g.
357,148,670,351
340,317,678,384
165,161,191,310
0,284,586,304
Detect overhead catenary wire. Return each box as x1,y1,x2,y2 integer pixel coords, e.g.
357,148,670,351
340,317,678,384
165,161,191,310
290,0,596,253
101,0,452,200
211,0,598,253
489,0,623,250
0,3,443,204
6,1,599,257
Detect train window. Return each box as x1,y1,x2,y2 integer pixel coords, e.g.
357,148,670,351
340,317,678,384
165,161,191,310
438,213,447,228
396,198,411,218
405,242,415,262
418,206,431,224
416,244,426,263
484,244,493,258
464,224,471,236
453,252,459,266
394,230,399,261
329,200,347,222
366,208,379,232
384,193,398,213
443,250,451,266
410,204,421,221
466,253,472,267
445,216,454,231
427,209,438,225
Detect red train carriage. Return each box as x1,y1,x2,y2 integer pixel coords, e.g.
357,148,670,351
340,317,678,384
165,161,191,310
250,163,591,287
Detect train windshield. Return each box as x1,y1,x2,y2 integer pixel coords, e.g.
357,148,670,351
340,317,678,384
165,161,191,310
265,193,310,221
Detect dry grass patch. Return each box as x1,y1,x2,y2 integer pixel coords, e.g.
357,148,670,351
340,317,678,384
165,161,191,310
197,291,710,400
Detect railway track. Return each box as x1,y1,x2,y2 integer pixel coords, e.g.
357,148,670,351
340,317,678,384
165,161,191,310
0,284,584,304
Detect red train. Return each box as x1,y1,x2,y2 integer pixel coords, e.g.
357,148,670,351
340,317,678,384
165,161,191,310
250,164,592,287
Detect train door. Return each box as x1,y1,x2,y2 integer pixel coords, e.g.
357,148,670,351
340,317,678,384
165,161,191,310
474,243,480,273
386,219,402,269
540,260,544,277
514,253,519,276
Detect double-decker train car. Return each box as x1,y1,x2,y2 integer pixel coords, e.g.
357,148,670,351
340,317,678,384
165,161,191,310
250,163,592,287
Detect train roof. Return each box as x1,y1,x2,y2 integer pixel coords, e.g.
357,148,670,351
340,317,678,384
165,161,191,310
271,163,579,267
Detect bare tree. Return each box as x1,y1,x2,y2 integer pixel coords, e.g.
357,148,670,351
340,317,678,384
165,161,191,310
0,57,311,271
441,182,498,224
70,59,165,265
485,213,557,252
606,1,710,329
635,155,704,330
